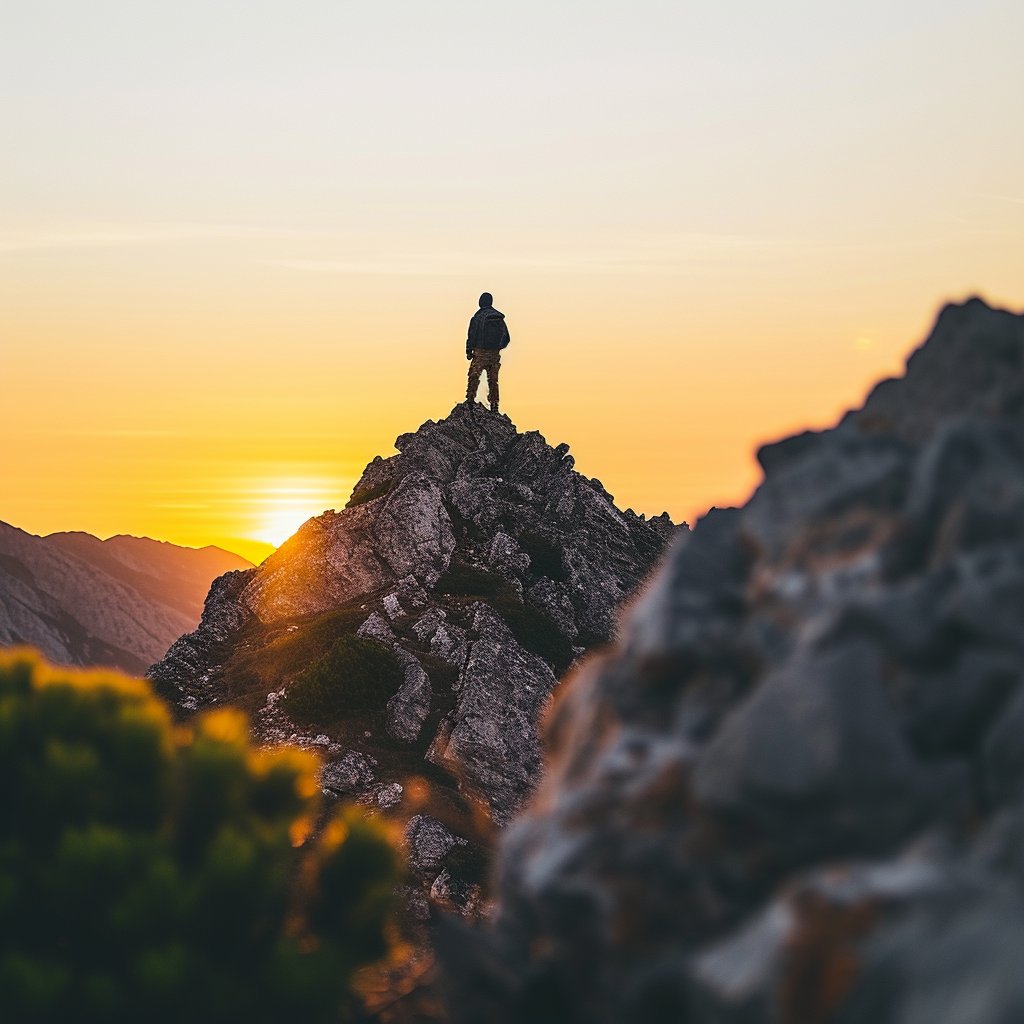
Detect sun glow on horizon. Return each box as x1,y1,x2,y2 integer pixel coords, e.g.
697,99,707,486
252,483,347,548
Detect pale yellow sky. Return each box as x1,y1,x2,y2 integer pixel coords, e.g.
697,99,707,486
2,1,1023,563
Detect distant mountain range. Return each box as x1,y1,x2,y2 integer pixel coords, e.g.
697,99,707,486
0,521,252,674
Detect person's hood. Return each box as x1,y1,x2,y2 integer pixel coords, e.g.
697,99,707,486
477,307,504,319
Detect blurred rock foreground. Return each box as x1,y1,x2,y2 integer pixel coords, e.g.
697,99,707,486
441,297,1024,1023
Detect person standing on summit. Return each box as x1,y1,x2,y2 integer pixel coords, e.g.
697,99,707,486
465,292,510,414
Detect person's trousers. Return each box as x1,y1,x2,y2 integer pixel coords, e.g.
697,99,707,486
467,348,500,409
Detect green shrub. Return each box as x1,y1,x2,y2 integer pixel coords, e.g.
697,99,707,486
435,562,517,601
283,635,403,724
491,597,576,675
0,649,401,1024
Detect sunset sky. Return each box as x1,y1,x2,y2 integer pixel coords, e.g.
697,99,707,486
3,0,1023,564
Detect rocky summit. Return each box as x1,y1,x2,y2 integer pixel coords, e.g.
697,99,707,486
150,404,675,912
441,298,1024,1023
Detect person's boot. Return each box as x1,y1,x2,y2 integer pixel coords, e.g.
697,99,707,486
465,399,477,419
489,402,499,415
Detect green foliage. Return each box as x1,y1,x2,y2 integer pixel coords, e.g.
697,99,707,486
345,479,393,508
283,635,403,725
269,607,376,670
490,597,575,675
0,649,401,1024
218,605,373,711
435,562,518,601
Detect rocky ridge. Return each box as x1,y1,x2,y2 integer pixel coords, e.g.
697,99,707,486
442,298,1024,1023
0,522,251,674
150,404,676,909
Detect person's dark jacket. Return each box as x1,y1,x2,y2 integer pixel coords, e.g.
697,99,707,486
466,307,510,358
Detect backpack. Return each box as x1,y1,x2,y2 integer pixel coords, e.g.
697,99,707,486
477,310,508,349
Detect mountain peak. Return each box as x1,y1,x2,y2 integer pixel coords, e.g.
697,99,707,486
151,405,679,842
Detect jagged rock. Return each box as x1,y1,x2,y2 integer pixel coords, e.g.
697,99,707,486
374,782,404,809
432,622,469,668
404,814,467,876
357,612,397,644
430,606,558,826
386,650,432,743
689,852,955,1023
526,578,578,641
430,868,483,917
221,475,454,626
319,750,377,797
412,606,447,642
150,569,256,710
442,299,1024,1022
488,531,531,579
410,606,470,668
393,574,430,609
692,643,931,850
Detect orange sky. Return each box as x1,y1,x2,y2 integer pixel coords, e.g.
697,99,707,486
3,2,1023,564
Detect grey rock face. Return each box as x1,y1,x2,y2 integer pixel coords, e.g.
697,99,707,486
148,403,677,938
385,650,433,743
444,299,1024,1023
149,569,256,710
430,868,483,916
692,643,929,843
405,814,467,876
236,475,456,625
374,782,404,810
320,750,378,797
430,606,558,826
357,611,397,644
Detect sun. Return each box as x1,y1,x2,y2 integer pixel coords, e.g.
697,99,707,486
259,504,320,548
252,483,341,548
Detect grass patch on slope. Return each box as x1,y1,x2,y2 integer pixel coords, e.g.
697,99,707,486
216,604,374,712
283,635,403,725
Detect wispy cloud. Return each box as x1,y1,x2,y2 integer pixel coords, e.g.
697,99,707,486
260,231,959,277
263,235,807,278
0,222,335,254
72,428,188,439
